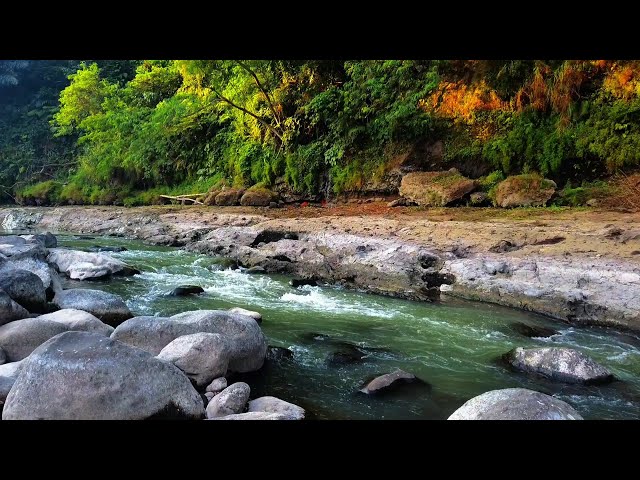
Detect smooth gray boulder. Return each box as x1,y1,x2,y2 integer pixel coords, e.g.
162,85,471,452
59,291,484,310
448,388,583,420
359,369,422,395
0,239,47,261
157,333,230,388
503,347,614,385
47,248,139,280
0,359,24,402
210,412,288,420
0,310,113,362
205,377,227,395
0,290,29,326
205,382,250,419
0,346,5,365
229,307,262,323
2,331,204,420
53,289,132,327
112,310,267,372
0,269,47,312
248,396,305,420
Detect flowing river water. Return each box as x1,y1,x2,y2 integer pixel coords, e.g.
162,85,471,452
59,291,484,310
19,233,640,419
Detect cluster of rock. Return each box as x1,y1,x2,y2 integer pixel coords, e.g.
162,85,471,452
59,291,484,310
447,345,615,420
0,232,304,420
202,187,281,208
392,170,557,208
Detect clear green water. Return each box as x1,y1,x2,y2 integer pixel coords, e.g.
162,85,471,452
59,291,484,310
37,234,640,419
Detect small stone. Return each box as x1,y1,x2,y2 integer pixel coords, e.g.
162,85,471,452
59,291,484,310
206,382,250,419
205,377,228,395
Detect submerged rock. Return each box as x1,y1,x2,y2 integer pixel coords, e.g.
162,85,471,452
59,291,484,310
111,310,267,373
157,333,230,388
53,289,133,327
359,369,424,395
266,346,293,361
0,310,113,362
205,382,250,419
86,246,127,253
448,388,583,420
503,347,614,385
47,248,139,280
0,268,47,313
509,322,558,338
2,331,204,420
248,396,305,420
168,285,204,296
245,266,266,274
228,307,262,323
326,345,367,366
290,277,318,288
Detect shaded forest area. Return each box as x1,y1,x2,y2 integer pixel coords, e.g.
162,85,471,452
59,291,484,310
1,60,639,207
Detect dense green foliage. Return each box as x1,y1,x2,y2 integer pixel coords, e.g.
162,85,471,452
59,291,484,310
2,59,640,205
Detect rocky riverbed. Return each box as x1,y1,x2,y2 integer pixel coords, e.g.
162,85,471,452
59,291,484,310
2,205,639,331
0,226,637,419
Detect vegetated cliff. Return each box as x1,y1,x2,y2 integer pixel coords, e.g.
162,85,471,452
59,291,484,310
2,60,640,208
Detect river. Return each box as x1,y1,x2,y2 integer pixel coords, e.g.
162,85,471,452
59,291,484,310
20,233,640,419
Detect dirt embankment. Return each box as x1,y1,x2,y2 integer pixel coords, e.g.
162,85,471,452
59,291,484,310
2,204,640,331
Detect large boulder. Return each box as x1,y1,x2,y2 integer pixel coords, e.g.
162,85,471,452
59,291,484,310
0,237,47,261
2,331,205,420
240,188,274,207
399,170,476,206
448,388,583,420
0,290,29,326
47,248,139,280
215,189,245,206
247,396,305,420
0,346,5,365
111,310,267,373
494,174,556,208
0,359,24,402
53,289,132,327
1,254,61,297
0,310,113,362
503,347,614,385
157,333,230,388
359,369,423,395
205,382,250,418
0,268,47,312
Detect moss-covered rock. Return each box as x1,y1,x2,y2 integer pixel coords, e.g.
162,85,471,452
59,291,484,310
203,190,221,206
494,174,556,208
240,188,274,207
215,189,245,206
399,169,476,206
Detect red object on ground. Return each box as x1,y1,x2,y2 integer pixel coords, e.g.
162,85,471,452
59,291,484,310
300,202,309,208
